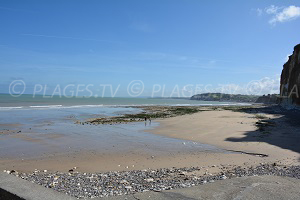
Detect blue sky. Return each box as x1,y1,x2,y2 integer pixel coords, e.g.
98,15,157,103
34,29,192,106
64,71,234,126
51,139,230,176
1,0,300,97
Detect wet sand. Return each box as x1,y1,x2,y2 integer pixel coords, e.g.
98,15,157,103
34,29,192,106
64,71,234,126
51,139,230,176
0,123,23,135
1,107,299,175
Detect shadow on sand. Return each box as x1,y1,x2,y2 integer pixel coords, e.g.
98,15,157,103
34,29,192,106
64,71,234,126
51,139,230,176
225,105,300,154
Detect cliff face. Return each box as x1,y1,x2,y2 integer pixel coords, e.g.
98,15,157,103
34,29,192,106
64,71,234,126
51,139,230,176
280,44,300,106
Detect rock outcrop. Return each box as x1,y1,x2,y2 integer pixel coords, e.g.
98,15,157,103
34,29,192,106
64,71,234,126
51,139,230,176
255,94,279,104
280,44,300,107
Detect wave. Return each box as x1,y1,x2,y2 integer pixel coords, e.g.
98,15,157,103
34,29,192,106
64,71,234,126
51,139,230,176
0,106,24,110
65,105,104,108
0,104,105,111
28,105,104,109
0,102,251,112
29,105,63,108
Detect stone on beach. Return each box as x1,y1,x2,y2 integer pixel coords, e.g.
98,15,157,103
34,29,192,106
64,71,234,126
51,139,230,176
12,164,300,199
145,178,154,182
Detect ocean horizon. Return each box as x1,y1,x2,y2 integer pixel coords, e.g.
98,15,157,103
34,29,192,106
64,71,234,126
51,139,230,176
0,93,249,110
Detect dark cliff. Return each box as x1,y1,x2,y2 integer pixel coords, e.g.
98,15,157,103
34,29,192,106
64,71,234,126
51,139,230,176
280,44,300,106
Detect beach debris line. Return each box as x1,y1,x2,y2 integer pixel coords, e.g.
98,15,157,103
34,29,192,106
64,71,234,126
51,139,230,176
9,164,300,199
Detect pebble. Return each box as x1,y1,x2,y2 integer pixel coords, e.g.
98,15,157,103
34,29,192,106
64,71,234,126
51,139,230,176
145,178,154,182
12,164,300,199
152,189,161,192
221,175,227,180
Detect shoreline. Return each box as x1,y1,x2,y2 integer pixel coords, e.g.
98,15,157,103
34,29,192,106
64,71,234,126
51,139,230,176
1,105,299,174
1,105,300,198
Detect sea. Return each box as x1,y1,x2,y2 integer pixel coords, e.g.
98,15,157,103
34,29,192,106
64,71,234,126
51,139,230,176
0,94,248,109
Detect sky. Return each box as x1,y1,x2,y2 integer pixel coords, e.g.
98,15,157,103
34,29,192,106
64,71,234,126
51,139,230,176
0,0,300,97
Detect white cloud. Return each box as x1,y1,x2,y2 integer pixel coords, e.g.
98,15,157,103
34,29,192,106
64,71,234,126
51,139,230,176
269,5,300,24
245,76,280,95
214,75,281,95
265,5,280,14
256,5,300,25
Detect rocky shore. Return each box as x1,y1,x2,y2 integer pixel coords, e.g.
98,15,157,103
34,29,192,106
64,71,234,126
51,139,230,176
80,106,204,125
7,164,300,199
79,105,258,125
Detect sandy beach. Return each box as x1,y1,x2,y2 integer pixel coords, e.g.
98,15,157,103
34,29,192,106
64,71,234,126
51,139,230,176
1,106,299,175
1,105,300,199
150,108,300,167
